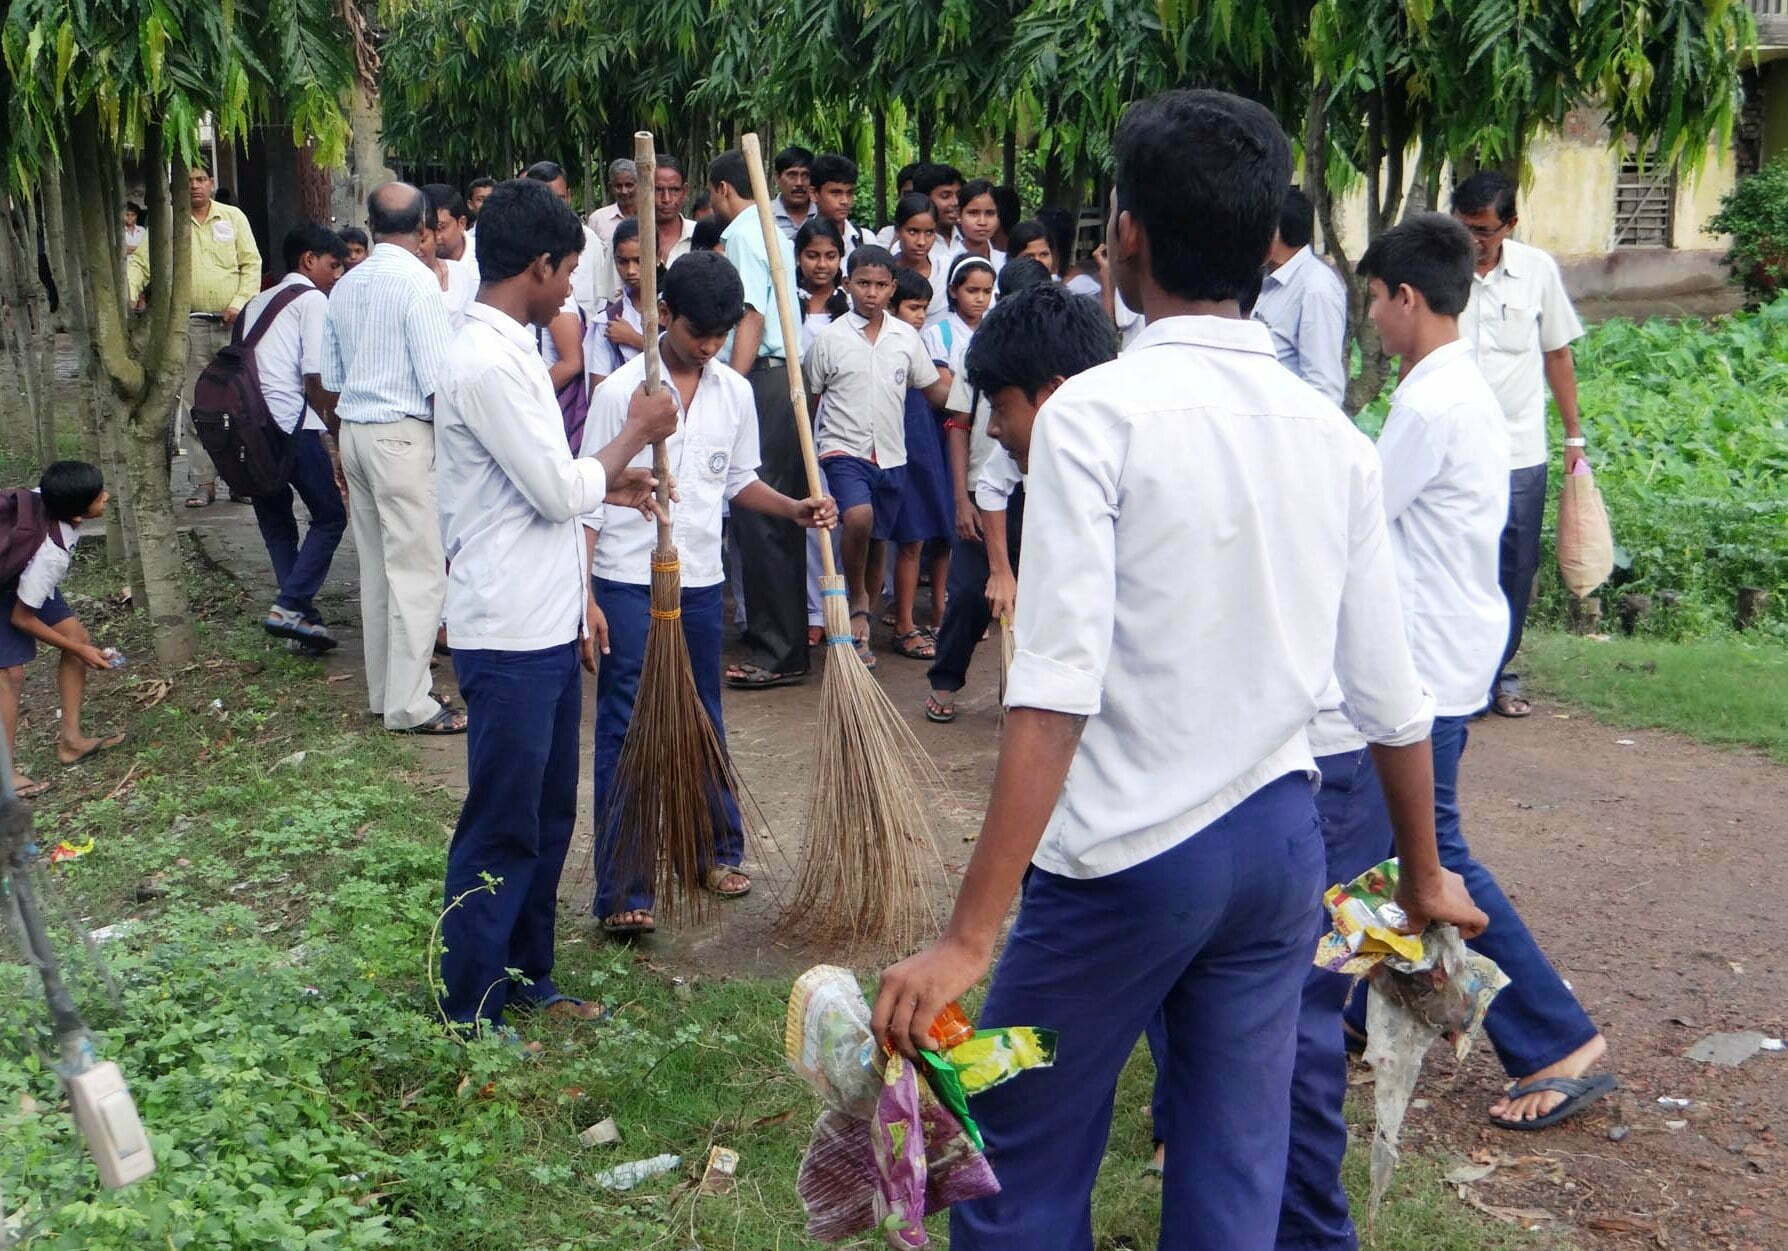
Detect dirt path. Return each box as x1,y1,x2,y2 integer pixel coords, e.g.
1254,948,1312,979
179,491,1787,1250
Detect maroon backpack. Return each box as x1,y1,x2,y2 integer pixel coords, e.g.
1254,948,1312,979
0,489,67,590
191,284,309,499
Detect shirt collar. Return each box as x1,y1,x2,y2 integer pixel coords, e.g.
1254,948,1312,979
464,300,539,352
1392,337,1473,398
1127,313,1278,359
1264,245,1314,288
281,272,317,293
845,309,874,333
1484,238,1524,280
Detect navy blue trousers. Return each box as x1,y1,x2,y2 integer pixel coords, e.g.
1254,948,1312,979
590,578,744,918
439,642,582,1026
250,429,346,622
951,772,1324,1251
1495,463,1549,695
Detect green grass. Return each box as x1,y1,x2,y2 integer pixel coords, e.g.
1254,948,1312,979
2,550,1562,1249
1522,629,1788,763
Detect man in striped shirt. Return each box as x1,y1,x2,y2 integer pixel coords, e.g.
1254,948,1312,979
322,182,464,735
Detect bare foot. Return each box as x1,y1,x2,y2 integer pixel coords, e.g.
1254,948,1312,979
1488,1033,1608,1122
57,731,125,766
713,871,750,895
1151,1142,1166,1172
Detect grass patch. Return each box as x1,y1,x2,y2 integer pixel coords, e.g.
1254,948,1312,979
1522,629,1788,763
3,554,1562,1248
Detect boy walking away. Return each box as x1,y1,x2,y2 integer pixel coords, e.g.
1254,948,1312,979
1,463,122,798
872,91,1486,1251
248,224,349,654
885,268,955,660
804,245,949,668
433,178,675,1035
583,252,836,937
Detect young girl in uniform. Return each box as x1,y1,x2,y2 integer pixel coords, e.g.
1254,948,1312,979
1005,220,1057,277
952,179,1006,274
885,267,955,659
797,216,850,644
891,192,948,327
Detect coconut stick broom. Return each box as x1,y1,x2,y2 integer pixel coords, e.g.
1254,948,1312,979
740,133,942,955
601,131,751,927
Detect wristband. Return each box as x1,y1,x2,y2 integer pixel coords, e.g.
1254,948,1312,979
944,419,971,433
1563,437,1586,448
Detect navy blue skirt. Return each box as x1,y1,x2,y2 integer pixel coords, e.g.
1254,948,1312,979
889,389,954,544
0,587,73,668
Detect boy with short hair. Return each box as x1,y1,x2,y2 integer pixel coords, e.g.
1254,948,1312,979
872,91,1485,1250
804,245,950,664
582,252,835,935
809,153,866,260
338,226,369,270
587,217,647,387
2,461,121,798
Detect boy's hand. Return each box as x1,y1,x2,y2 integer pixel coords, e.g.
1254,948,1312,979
75,643,112,671
1397,868,1488,940
984,570,1016,621
608,319,645,350
626,384,679,443
605,467,662,520
581,596,610,673
792,495,837,530
954,496,983,542
872,935,993,1060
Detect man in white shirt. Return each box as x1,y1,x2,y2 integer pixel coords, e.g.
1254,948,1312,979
421,185,478,330
586,159,638,246
433,177,675,1032
580,252,834,935
872,90,1485,1251
1453,170,1587,720
1252,186,1349,405
322,183,460,734
769,145,816,239
525,160,611,320
244,224,348,652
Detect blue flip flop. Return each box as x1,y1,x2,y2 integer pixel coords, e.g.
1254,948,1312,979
1489,1072,1616,1131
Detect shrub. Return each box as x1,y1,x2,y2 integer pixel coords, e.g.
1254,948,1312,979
1706,157,1788,307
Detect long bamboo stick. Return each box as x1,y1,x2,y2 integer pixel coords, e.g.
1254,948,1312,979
634,133,668,544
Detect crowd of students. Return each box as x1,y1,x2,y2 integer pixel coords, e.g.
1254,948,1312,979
0,96,1620,1249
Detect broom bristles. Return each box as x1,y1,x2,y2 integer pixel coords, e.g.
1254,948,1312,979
781,575,944,954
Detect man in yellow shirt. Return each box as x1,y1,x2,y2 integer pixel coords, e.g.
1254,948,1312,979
129,167,262,505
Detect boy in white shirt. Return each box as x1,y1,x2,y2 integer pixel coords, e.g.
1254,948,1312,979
804,245,949,665
581,252,835,936
432,178,676,1034
246,224,349,652
871,90,1486,1250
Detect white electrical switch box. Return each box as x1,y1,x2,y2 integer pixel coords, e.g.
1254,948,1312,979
64,1062,155,1188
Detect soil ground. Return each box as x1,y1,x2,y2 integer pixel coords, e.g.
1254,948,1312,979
137,490,1788,1249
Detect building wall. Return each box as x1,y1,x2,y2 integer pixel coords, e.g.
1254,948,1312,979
1762,59,1788,163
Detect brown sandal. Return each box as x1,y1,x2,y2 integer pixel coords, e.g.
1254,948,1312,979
398,707,468,735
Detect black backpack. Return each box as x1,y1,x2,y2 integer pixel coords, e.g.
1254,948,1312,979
0,488,67,589
191,284,309,499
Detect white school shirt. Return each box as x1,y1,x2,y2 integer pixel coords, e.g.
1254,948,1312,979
434,301,610,651
580,347,761,588
322,242,454,424
804,312,939,469
1009,314,1433,880
974,446,1023,512
436,256,478,332
1065,272,1101,299
568,224,611,321
949,240,1006,279
799,308,835,356
239,273,327,434
585,289,644,379
1458,237,1584,469
1252,246,1349,406
14,497,79,612
590,218,696,305
1112,290,1145,350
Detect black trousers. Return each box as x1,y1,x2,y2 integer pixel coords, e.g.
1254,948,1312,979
733,360,809,675
927,486,1025,694
1494,463,1549,695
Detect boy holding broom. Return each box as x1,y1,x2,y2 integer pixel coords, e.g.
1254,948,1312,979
433,178,675,1033
583,251,836,937
872,90,1487,1250
804,244,950,666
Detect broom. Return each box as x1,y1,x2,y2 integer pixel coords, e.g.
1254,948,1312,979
600,131,750,927
740,133,943,954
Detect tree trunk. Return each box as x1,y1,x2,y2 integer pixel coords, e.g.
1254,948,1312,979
0,196,55,465
1002,122,1017,190
1306,88,1389,416
873,109,889,228
917,111,934,164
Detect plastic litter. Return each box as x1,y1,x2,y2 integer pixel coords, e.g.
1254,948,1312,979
1685,1030,1775,1067
699,1145,740,1196
577,1118,620,1148
592,1153,680,1191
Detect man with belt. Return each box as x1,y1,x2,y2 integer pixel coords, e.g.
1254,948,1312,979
707,149,809,689
322,182,464,736
129,166,262,508
1452,171,1587,721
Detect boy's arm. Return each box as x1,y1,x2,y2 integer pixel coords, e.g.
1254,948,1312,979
1375,403,1445,525
9,601,107,669
580,524,608,674
732,480,837,528
304,375,340,435
910,336,949,408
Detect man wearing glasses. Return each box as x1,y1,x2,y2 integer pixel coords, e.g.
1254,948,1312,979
1453,170,1586,721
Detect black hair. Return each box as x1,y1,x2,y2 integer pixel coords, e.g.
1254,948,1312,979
707,150,748,196
1278,186,1315,249
992,185,1022,236
1006,219,1051,259
914,163,963,196
894,162,922,191
662,251,746,336
810,154,858,190
473,178,585,282
965,285,1118,400
655,154,685,181
893,192,937,229
893,266,933,309
282,222,348,271
467,176,496,195
996,256,1052,298
795,217,845,256
847,244,897,278
774,145,815,175
946,254,996,296
612,216,641,249
1357,212,1475,317
1036,206,1076,274
39,460,105,523
422,183,469,226
213,185,236,205
690,190,712,214
124,200,145,220
339,226,369,249
1452,170,1517,223
1112,89,1290,303
367,182,427,237
691,217,725,251
523,160,567,186
959,178,997,213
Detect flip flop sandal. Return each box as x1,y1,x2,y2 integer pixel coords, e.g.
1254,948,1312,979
13,779,51,799
893,630,937,660
704,866,752,899
725,663,809,690
1491,691,1533,718
848,611,878,670
601,911,657,937
445,1021,543,1055
1489,1073,1617,1132
60,732,125,767
523,993,609,1023
924,694,957,724
398,707,468,735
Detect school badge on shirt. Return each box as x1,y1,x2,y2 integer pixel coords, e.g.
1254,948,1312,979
894,366,907,386
706,451,727,476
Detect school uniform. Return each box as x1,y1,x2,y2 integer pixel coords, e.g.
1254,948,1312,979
240,273,346,626
433,301,613,1027
0,497,78,670
436,256,478,332
804,312,939,540
580,347,759,918
585,289,645,381
951,315,1433,1251
589,219,696,309
799,299,842,628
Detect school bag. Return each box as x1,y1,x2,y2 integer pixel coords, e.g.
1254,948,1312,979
541,305,592,454
0,489,68,590
190,284,310,499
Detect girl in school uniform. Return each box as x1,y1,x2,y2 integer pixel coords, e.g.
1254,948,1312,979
585,216,646,390
891,192,949,327
883,267,957,660
797,216,851,643
1006,220,1058,278
951,179,1007,274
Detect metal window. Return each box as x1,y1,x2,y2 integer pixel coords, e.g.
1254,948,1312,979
1613,155,1676,249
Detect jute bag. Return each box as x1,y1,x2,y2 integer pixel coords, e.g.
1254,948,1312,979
1556,460,1614,598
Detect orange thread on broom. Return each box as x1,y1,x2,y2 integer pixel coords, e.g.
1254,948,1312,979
650,607,682,620
652,559,679,573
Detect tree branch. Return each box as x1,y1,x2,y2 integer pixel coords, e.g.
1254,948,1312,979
138,129,192,432
68,110,144,401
